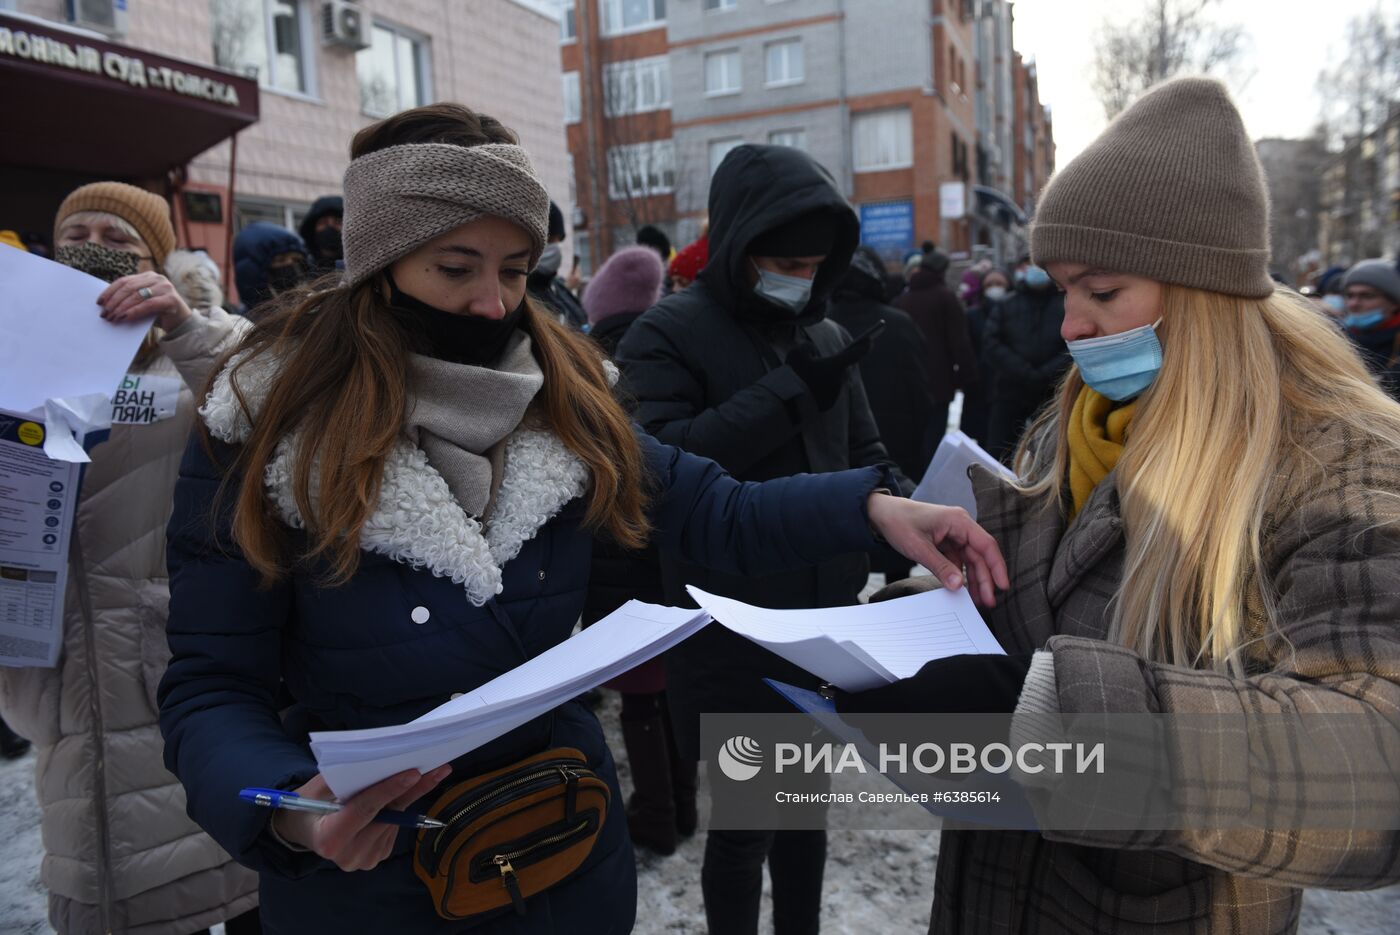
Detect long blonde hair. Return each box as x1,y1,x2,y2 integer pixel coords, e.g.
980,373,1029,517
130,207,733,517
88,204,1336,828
1014,285,1400,673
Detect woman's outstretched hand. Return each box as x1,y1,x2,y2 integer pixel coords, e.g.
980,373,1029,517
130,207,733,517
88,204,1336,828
866,494,1009,607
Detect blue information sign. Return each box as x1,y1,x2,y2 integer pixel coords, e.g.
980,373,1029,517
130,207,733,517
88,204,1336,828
859,200,915,253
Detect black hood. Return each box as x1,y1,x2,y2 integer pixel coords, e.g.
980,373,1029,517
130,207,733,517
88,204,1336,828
700,144,859,322
298,195,343,247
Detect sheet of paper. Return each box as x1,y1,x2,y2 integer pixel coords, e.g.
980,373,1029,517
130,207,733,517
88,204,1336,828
0,409,82,667
688,584,1004,692
911,431,1016,519
0,246,149,415
308,601,711,798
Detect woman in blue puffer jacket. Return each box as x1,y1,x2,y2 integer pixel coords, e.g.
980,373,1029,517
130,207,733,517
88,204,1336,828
157,103,1006,935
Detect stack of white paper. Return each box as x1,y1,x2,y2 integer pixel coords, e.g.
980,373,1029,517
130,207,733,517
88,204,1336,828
912,430,1016,519
308,586,1005,798
688,585,1004,694
309,602,709,797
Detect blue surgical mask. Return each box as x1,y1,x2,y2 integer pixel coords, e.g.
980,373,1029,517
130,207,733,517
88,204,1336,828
1066,318,1164,401
1023,265,1052,289
752,261,814,313
1322,294,1346,313
1344,309,1386,330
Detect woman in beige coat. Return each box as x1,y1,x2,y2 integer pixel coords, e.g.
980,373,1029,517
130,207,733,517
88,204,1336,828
0,183,257,935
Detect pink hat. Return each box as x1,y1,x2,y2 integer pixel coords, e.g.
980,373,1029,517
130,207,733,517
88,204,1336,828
584,245,664,326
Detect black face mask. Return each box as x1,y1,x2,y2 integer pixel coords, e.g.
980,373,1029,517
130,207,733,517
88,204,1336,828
386,271,526,367
267,262,307,294
314,226,343,261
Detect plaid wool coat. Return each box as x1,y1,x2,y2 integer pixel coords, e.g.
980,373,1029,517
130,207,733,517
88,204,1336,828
931,423,1400,934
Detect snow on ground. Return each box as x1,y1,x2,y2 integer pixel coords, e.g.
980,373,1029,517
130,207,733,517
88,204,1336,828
2,693,1397,933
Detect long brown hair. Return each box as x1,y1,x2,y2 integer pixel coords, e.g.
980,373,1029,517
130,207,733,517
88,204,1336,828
214,104,649,586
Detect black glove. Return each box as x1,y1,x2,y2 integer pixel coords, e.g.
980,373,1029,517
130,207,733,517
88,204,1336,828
834,653,1034,716
786,336,874,411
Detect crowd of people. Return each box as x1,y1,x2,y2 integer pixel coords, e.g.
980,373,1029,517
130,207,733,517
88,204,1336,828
3,73,1400,935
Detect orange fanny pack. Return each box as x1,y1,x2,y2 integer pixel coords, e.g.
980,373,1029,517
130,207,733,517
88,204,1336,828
412,747,610,920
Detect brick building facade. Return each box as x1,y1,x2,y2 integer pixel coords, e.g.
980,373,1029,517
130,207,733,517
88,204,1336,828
4,0,572,294
555,0,1053,272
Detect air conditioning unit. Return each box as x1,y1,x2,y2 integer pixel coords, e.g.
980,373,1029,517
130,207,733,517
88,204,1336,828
66,0,128,38
321,0,372,52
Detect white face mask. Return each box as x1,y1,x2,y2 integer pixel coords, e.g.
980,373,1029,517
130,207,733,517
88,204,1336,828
983,286,1008,302
752,260,814,313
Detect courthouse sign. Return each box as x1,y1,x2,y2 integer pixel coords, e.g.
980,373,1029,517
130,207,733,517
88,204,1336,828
0,25,243,107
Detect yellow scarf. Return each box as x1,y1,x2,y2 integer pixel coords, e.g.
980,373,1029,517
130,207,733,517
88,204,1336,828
1067,386,1137,520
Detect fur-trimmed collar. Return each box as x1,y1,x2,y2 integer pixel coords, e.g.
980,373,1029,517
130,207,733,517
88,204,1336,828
201,351,601,605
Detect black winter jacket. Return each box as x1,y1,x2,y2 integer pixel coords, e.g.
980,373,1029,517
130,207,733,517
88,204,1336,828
1347,320,1400,401
827,285,935,484
982,286,1072,460
615,145,902,757
892,270,978,405
982,286,1070,402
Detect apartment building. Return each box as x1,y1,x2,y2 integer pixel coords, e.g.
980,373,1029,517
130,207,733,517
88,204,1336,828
2,0,571,294
1319,105,1400,268
556,0,1053,271
1011,52,1053,228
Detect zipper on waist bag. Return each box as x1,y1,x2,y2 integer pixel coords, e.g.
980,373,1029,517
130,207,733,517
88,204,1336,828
430,762,586,868
491,819,591,916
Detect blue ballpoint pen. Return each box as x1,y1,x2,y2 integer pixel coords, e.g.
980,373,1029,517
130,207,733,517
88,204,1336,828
239,787,446,829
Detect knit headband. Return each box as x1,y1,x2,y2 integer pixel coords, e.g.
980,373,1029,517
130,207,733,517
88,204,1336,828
341,142,551,287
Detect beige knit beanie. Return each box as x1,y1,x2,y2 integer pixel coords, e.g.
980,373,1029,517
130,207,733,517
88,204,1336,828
1030,76,1273,298
341,142,550,287
54,181,177,266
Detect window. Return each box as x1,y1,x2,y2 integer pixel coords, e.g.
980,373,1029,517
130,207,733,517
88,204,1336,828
600,0,666,36
704,49,741,96
234,199,307,235
562,72,581,124
356,22,430,118
557,0,577,41
768,128,807,150
211,0,311,94
951,132,969,179
709,138,745,176
607,141,676,200
705,0,737,10
603,56,671,116
852,108,913,172
764,39,803,87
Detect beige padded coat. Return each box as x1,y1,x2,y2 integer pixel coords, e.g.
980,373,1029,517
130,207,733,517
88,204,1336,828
0,309,256,935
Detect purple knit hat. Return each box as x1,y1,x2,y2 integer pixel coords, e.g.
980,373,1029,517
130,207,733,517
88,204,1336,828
584,245,664,326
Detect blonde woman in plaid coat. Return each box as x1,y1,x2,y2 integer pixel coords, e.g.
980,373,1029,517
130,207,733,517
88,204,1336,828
841,77,1400,933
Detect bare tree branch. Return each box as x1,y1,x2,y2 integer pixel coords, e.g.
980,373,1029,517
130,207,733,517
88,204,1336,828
1090,0,1249,120
1317,8,1400,147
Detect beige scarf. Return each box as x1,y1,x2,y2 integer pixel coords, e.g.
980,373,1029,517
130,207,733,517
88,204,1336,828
405,331,544,520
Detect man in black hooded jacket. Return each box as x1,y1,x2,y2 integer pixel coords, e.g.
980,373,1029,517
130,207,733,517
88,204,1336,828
617,144,907,935
298,194,343,273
